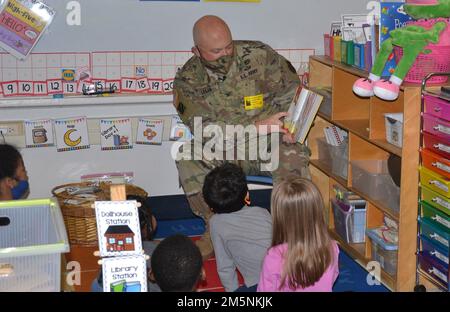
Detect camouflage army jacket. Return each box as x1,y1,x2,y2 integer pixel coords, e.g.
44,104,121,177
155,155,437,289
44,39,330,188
173,40,300,139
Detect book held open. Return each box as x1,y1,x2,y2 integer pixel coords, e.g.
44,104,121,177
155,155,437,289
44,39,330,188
283,87,324,144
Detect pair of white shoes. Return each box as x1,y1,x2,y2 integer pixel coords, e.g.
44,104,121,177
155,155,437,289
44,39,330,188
353,73,403,101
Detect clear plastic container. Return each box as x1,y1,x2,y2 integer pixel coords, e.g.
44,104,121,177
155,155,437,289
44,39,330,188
332,199,366,243
316,137,332,166
0,199,69,292
351,159,400,213
331,139,348,179
366,228,398,276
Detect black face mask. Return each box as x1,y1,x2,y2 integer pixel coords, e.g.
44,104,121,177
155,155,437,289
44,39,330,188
199,54,234,76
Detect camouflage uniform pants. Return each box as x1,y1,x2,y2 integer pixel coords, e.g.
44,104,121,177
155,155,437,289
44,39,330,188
175,133,311,223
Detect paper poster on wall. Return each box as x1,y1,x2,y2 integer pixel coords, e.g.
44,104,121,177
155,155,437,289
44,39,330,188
136,118,164,145
101,255,148,292
24,118,54,148
100,118,132,151
0,0,55,60
95,200,143,257
170,115,192,141
54,116,90,152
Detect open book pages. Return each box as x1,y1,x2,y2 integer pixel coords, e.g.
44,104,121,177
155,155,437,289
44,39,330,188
283,87,324,144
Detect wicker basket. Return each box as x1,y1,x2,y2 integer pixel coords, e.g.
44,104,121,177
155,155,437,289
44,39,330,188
52,182,148,246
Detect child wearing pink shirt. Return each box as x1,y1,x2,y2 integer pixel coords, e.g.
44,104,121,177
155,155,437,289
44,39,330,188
257,177,339,292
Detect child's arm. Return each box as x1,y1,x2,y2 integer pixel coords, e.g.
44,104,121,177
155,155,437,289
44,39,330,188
210,221,239,292
257,248,279,292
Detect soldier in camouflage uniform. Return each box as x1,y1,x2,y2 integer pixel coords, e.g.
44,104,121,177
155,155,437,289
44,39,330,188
173,15,310,259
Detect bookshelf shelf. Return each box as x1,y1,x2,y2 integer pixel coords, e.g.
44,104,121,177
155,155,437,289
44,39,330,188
308,55,421,291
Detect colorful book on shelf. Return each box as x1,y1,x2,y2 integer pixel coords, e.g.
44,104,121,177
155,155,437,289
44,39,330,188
379,2,414,77
284,87,323,144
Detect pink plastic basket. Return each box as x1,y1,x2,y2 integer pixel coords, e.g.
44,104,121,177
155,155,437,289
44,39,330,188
393,19,450,84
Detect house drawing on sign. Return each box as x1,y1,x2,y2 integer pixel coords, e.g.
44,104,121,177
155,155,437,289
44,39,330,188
104,225,135,252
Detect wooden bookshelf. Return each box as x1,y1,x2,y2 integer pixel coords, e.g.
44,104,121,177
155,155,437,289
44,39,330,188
307,55,421,291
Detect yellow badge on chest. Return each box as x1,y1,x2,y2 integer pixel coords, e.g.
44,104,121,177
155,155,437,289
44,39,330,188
244,94,264,111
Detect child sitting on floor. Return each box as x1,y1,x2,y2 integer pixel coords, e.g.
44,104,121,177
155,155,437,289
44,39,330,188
203,163,272,292
150,234,204,292
257,177,339,292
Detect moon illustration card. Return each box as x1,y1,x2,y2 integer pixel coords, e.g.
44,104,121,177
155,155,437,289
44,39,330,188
54,116,90,152
24,119,54,148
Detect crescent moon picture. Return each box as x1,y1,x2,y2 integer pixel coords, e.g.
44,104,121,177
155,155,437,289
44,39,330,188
63,129,82,147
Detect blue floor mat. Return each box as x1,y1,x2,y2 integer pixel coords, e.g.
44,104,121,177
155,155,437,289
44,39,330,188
153,218,205,239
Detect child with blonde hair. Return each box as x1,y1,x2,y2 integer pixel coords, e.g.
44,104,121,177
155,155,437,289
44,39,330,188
257,177,339,292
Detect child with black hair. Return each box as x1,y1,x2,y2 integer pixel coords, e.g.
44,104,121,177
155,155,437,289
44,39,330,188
0,144,29,200
91,195,160,292
202,163,272,292
150,234,203,292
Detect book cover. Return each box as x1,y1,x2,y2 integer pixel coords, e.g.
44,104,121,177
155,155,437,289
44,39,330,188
379,2,414,77
284,87,324,144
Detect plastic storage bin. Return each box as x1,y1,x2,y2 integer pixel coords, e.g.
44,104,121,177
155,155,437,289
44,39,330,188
424,95,450,121
419,217,449,252
419,166,450,198
351,159,400,213
422,132,450,159
331,139,348,180
421,148,450,179
332,199,366,243
0,199,69,292
421,201,450,231
420,236,449,267
366,228,398,276
421,185,450,216
316,137,332,166
418,254,449,290
384,113,403,148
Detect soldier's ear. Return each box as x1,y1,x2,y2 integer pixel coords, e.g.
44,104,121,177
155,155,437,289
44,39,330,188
192,46,201,58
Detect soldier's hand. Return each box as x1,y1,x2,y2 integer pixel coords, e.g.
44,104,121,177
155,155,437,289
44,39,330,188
282,133,297,144
255,112,289,135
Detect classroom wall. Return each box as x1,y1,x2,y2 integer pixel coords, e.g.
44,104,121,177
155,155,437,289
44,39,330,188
0,0,370,198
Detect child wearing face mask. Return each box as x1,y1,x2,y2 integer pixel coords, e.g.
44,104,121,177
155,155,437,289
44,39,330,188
0,144,29,201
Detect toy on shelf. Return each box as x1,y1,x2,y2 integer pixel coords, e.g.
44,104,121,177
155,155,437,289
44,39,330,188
353,0,450,101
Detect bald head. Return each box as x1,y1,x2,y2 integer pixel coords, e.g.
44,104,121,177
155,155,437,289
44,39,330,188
192,15,233,61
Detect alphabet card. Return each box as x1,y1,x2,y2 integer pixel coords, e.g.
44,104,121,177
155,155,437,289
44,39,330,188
24,118,54,148
100,118,132,150
101,255,148,292
136,118,164,145
95,200,143,257
54,116,90,152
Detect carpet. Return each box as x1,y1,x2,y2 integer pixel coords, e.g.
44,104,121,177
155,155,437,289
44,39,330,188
150,190,389,292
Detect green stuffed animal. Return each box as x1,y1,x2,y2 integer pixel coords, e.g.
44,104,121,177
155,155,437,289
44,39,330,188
353,0,449,101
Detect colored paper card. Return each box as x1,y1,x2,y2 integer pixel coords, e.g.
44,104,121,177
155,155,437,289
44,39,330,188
136,78,150,93
17,81,33,96
101,255,148,293
121,78,136,92
1,81,18,96
379,2,414,77
47,79,63,94
33,81,47,95
170,115,192,141
63,81,78,94
106,80,121,93
148,78,163,94
0,0,55,60
162,79,174,94
95,200,143,257
54,116,90,152
136,118,164,145
24,119,54,148
100,118,132,151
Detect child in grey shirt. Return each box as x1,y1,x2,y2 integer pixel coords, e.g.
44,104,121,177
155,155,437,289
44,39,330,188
203,163,272,292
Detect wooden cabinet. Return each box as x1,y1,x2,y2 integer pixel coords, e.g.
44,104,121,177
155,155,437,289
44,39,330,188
307,55,421,291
